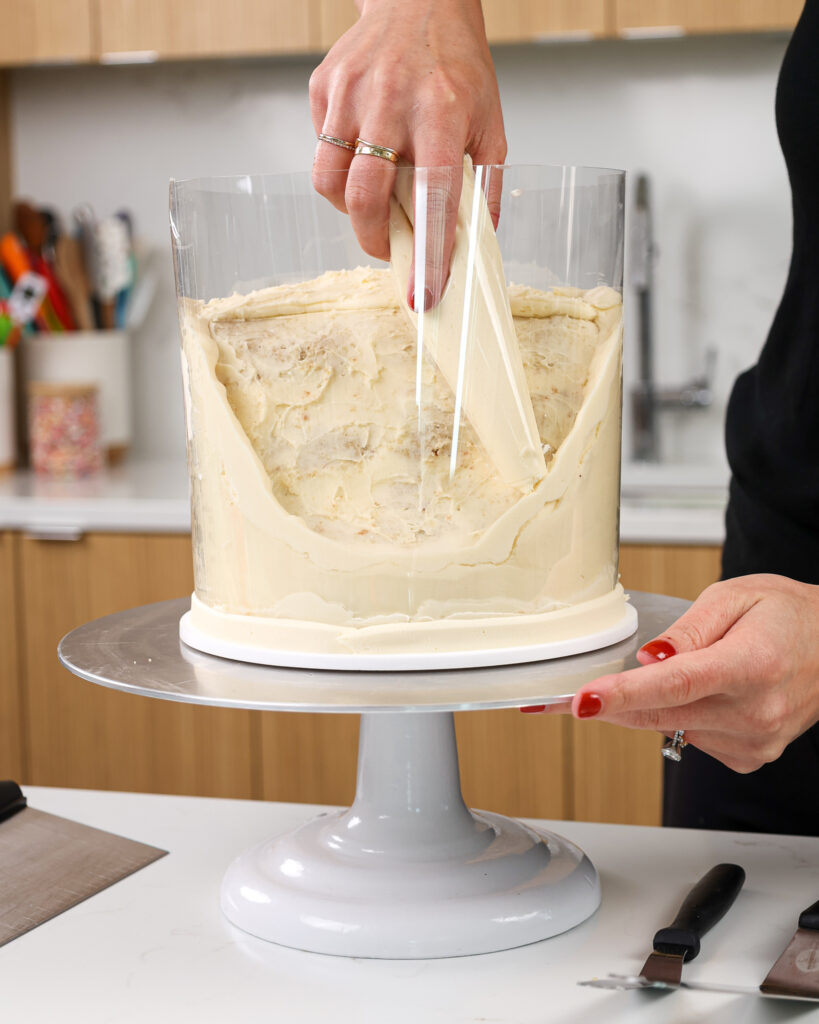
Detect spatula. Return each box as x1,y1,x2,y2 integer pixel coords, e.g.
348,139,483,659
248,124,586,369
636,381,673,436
655,899,819,1002
579,863,746,992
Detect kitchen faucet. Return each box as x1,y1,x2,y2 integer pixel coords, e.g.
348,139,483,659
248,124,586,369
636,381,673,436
630,174,714,462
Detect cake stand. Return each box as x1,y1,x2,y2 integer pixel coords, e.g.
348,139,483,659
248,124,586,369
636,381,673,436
59,590,688,960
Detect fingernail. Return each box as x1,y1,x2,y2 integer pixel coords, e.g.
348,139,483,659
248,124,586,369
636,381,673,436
576,693,603,719
520,704,546,714
412,287,434,312
640,639,677,662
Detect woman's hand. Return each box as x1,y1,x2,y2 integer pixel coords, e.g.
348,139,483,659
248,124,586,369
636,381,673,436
309,0,506,308
527,575,819,774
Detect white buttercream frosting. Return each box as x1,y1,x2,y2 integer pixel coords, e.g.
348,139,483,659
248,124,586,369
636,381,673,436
180,268,625,654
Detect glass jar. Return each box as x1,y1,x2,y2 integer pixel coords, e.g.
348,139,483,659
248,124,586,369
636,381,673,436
28,380,102,478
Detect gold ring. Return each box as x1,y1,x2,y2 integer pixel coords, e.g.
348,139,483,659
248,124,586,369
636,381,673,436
318,133,357,152
355,139,400,164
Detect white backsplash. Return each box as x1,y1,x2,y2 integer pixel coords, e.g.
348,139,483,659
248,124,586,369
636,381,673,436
11,32,792,467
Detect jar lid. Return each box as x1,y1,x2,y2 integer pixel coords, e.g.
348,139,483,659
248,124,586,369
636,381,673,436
27,381,98,397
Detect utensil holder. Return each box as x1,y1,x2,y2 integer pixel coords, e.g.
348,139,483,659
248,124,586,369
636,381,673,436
22,329,132,463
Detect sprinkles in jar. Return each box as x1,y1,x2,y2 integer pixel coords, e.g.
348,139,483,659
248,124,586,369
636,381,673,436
28,381,102,477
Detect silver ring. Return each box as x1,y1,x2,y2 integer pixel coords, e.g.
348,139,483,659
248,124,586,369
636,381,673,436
354,139,400,164
318,133,357,152
662,730,687,762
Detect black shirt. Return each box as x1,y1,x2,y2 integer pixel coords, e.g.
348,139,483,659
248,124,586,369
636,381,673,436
664,0,819,835
723,0,819,583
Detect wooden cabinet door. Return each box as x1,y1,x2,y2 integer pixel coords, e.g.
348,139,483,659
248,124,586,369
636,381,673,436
569,543,722,825
614,0,802,34
259,712,360,807
482,0,608,43
0,532,24,780
0,73,9,235
19,532,257,798
96,0,313,60
457,709,570,819
313,0,358,50
0,0,93,67
312,1,610,50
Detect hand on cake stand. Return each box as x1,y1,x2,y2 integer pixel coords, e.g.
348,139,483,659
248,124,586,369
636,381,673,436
530,575,819,774
309,0,506,308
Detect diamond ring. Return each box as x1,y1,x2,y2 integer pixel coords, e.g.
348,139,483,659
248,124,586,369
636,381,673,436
662,730,687,762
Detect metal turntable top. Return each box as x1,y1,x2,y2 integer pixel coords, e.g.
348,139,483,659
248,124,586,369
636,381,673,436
58,591,688,714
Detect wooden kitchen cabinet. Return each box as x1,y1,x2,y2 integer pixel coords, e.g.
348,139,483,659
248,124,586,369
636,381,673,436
0,73,9,242
0,532,24,781
314,0,610,50
0,0,94,67
483,0,608,43
313,0,358,51
614,0,802,35
18,532,258,798
458,710,570,819
14,529,359,808
96,0,313,60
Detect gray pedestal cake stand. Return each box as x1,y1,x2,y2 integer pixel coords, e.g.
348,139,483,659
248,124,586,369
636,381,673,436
59,590,688,959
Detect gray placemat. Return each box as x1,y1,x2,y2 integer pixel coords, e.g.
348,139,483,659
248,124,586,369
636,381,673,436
0,805,167,946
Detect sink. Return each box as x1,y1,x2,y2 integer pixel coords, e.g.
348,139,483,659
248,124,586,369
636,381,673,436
621,461,729,508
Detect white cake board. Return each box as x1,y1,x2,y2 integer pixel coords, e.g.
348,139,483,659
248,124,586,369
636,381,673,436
179,602,638,671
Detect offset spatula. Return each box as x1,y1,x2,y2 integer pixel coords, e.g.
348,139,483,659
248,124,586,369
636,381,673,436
760,899,819,998
579,863,746,992
663,899,819,1002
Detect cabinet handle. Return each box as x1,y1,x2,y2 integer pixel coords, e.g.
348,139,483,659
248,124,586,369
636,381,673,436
25,527,84,542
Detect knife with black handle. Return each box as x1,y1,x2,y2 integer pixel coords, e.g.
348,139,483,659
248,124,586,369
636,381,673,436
580,863,746,991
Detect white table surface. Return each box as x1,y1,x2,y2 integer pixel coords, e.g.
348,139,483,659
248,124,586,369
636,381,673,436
4,787,817,1024
0,459,728,543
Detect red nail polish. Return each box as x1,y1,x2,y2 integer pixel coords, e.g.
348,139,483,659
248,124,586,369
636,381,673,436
641,639,677,661
520,704,546,714
576,693,603,718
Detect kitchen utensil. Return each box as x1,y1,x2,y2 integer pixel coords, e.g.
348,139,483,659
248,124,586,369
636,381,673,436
14,201,76,330
0,780,167,947
579,863,745,991
0,232,54,331
54,235,95,330
649,900,819,1002
761,899,819,997
86,215,132,329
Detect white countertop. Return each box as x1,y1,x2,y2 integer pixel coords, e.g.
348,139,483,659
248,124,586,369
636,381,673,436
3,787,816,1024
0,460,191,534
0,460,728,544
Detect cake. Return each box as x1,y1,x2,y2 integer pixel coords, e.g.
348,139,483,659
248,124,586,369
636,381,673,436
177,164,628,659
